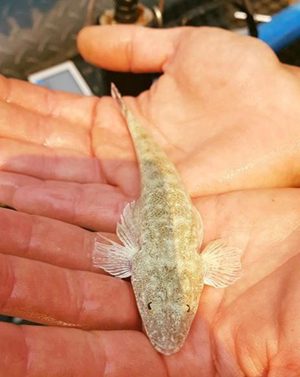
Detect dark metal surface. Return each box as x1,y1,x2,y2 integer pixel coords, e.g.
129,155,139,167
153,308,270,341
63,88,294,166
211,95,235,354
0,0,111,79
114,0,139,23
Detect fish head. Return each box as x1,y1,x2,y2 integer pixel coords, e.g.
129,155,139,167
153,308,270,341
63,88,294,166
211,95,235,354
132,252,204,355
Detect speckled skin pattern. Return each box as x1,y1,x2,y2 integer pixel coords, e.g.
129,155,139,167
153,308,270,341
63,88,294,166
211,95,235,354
124,108,205,355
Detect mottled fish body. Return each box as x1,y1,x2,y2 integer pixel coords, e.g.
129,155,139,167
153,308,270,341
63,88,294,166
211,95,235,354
93,84,242,355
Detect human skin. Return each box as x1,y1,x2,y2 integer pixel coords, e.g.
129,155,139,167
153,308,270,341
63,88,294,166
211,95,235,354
0,27,300,231
0,189,300,376
0,25,300,375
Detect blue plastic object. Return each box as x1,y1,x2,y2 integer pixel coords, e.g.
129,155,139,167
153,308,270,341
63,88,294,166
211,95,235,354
259,3,300,52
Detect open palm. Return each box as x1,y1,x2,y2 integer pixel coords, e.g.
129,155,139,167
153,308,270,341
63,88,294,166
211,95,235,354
1,26,300,232
0,25,300,376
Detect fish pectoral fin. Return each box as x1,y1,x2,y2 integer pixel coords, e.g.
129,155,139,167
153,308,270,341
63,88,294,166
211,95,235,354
202,239,242,288
192,206,204,249
93,201,140,279
116,201,140,251
93,234,137,278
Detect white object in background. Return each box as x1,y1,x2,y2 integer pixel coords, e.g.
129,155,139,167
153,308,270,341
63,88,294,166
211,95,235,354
234,11,272,23
28,61,93,96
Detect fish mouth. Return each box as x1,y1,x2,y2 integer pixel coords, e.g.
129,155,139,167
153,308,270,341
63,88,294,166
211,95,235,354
142,320,189,355
144,323,189,355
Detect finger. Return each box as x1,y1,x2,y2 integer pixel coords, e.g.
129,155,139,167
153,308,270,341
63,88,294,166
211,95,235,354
0,207,98,270
0,142,104,183
0,253,139,329
0,75,97,130
77,25,183,72
0,324,166,377
0,84,105,184
0,97,90,153
0,173,127,231
0,93,138,192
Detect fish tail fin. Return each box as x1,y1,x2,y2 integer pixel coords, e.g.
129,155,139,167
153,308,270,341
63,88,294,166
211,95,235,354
110,82,153,159
111,82,128,115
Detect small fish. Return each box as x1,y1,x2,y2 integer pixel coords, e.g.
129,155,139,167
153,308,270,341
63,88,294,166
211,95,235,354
93,84,242,355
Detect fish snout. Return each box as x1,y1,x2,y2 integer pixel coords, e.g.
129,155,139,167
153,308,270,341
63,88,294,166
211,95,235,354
151,333,186,355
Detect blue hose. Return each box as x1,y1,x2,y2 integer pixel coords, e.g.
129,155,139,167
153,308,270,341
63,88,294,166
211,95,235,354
258,3,300,52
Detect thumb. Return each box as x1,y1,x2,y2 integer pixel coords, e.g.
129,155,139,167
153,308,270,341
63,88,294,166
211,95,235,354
77,24,182,73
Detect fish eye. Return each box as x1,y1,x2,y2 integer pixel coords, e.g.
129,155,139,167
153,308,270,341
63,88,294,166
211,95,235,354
147,302,152,310
186,304,190,313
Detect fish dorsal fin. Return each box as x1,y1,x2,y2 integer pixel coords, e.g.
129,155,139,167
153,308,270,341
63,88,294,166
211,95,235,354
202,239,242,288
93,201,140,278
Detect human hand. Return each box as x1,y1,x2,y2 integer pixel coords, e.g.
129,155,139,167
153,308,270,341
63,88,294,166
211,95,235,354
0,25,299,376
1,26,300,231
0,188,299,376
78,25,300,197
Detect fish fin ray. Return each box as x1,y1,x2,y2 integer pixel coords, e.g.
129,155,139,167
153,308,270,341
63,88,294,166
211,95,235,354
202,239,242,288
93,201,140,278
192,206,204,249
116,201,140,250
111,83,128,115
93,233,137,278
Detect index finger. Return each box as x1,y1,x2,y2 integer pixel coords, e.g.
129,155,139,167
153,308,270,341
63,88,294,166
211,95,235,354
0,75,97,130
